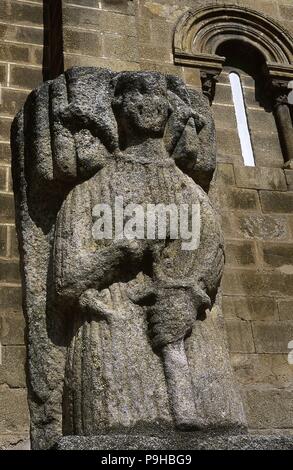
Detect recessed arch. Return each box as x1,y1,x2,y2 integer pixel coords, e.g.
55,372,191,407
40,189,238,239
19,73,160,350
174,5,293,71
174,4,293,167
216,39,266,78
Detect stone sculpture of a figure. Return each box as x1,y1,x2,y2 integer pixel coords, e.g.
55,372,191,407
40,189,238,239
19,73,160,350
11,68,246,449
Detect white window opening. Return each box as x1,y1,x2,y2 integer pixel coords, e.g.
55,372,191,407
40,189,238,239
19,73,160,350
229,72,255,167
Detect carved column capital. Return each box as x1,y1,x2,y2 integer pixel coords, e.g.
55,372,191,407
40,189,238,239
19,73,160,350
266,64,293,108
271,79,291,108
200,71,220,105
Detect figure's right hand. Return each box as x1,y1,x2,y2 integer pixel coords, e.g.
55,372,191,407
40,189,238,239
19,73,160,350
148,288,196,350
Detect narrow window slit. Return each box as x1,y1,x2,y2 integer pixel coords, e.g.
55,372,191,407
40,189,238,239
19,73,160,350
229,72,255,167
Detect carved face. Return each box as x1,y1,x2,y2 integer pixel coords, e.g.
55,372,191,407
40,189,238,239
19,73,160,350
112,73,170,137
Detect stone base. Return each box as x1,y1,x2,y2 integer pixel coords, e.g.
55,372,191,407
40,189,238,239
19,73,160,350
55,433,293,450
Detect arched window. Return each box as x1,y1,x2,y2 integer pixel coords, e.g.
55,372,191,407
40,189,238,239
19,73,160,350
174,5,293,168
211,40,284,168
229,72,255,167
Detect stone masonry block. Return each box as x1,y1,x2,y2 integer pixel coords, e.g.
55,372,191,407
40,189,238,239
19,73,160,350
63,53,140,72
0,430,31,450
246,108,279,134
242,87,258,108
0,23,44,46
212,104,237,130
7,167,12,192
0,309,25,345
0,226,7,257
0,64,6,85
64,0,136,15
243,388,293,430
0,386,29,434
219,187,260,211
225,319,255,353
65,0,99,6
0,144,11,163
225,241,256,267
150,18,174,46
0,287,22,309
0,1,44,26
0,194,15,221
10,65,42,90
222,270,293,298
0,43,30,63
9,226,19,259
137,1,189,22
29,46,44,66
63,28,102,56
136,16,151,44
217,152,244,166
182,67,201,89
283,20,293,38
234,166,287,191
0,346,26,388
0,119,13,142
260,191,293,214
279,4,293,21
0,433,30,450
103,34,139,62
139,43,172,62
237,213,290,241
215,163,235,186
216,129,242,160
223,296,278,322
277,300,293,321
0,167,6,191
63,6,136,36
139,62,182,77
231,353,292,387
252,132,284,168
0,259,20,283
245,0,278,18
261,242,293,270
253,321,293,353
0,88,28,117
213,83,233,104
101,0,135,15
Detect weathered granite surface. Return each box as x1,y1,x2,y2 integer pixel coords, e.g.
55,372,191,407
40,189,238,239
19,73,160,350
11,67,246,450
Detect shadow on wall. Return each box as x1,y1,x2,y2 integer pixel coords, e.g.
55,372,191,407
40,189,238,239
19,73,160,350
43,0,64,81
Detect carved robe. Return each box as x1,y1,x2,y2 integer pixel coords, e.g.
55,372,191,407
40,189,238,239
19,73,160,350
54,156,241,434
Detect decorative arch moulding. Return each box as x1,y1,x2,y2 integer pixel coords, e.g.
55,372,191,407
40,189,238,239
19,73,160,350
174,4,293,82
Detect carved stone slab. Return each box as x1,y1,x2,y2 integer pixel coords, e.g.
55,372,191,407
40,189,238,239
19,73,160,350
11,68,246,449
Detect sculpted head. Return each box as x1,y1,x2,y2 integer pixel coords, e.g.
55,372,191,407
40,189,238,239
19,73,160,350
112,72,171,142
